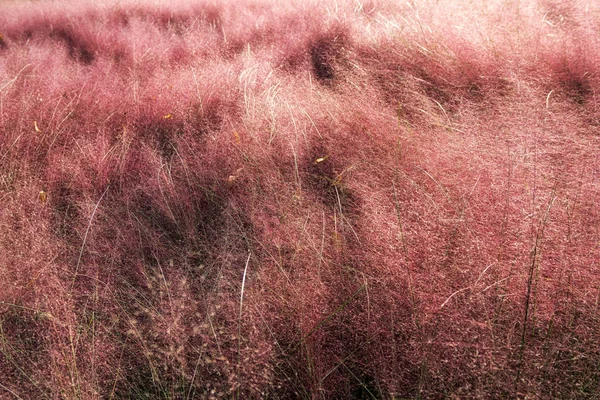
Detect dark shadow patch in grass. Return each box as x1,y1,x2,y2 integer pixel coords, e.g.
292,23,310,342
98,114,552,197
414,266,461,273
0,308,48,362
559,71,593,105
416,70,462,113
302,142,361,216
309,26,351,85
49,182,81,243
134,114,185,160
0,34,8,51
350,373,382,399
548,48,596,106
103,184,255,397
188,92,241,136
133,190,184,247
50,27,96,65
311,38,336,82
0,307,51,397
110,356,169,400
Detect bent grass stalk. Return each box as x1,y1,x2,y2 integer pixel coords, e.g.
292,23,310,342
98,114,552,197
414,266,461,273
71,184,111,290
515,185,557,394
236,252,251,399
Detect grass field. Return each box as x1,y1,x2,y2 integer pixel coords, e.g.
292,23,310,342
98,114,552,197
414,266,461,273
1,0,599,398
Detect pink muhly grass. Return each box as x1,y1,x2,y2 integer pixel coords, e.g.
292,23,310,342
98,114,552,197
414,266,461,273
1,0,600,398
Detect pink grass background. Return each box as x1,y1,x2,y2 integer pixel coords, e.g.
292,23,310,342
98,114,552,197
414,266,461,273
1,0,599,398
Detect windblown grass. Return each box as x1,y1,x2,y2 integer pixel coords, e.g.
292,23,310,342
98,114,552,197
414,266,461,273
1,0,599,398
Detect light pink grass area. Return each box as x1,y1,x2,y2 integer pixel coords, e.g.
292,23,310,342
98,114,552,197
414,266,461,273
1,0,599,398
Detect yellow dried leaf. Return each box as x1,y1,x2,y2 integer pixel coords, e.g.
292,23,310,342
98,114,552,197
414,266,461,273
163,113,172,119
314,155,329,164
227,168,243,186
39,190,47,205
333,231,342,250
34,120,41,133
